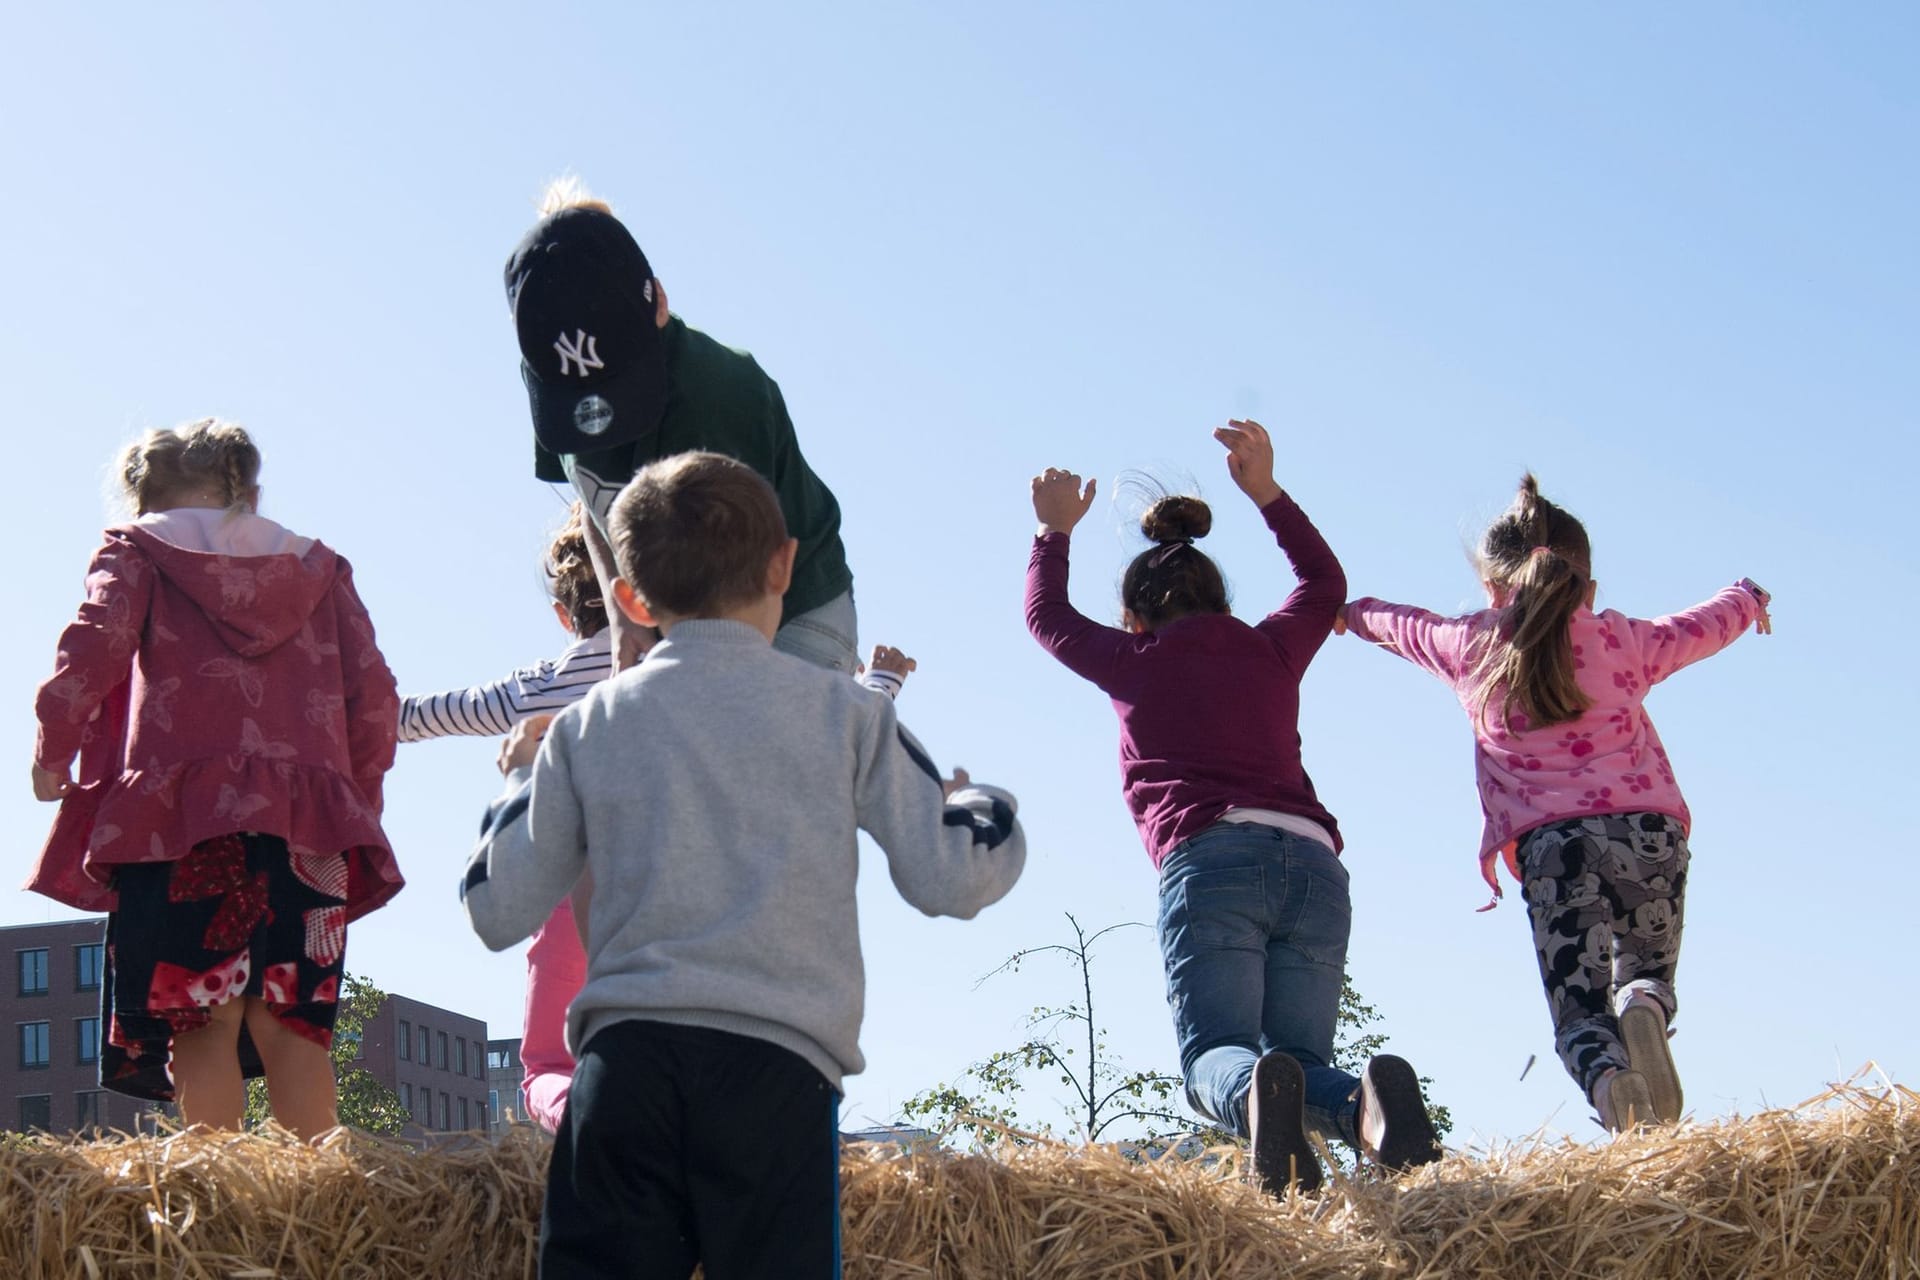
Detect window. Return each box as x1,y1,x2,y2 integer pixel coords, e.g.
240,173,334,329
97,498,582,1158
398,1020,411,1061
416,1024,430,1064
455,1037,467,1076
19,1021,51,1069
74,1091,105,1131
486,1049,509,1071
18,1095,50,1131
401,1082,413,1112
18,949,49,997
416,1090,431,1129
76,1017,100,1065
437,1031,448,1070
439,1093,450,1130
475,1050,487,1080
459,1096,470,1131
74,944,104,991
488,1089,500,1124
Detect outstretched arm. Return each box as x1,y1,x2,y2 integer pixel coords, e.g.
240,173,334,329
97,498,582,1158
398,630,614,742
1629,579,1773,685
1342,598,1481,684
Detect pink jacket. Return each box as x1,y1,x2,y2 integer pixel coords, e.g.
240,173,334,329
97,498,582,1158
1345,584,1767,898
520,900,586,1132
30,511,402,921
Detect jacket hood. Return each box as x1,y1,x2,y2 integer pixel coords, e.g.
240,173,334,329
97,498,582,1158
116,511,344,658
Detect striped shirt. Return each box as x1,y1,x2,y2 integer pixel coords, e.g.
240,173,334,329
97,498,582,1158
400,629,907,743
398,631,616,743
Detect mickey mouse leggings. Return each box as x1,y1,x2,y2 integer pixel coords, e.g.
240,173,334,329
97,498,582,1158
1517,812,1689,1098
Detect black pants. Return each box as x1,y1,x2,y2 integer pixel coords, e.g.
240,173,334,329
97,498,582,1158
540,1020,841,1280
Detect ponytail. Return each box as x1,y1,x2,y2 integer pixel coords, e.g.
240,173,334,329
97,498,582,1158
1473,474,1593,730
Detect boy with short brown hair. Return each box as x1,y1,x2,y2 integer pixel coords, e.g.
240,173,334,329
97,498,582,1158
462,451,1025,1279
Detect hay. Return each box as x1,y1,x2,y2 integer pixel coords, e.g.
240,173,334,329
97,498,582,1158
1,1082,1913,1278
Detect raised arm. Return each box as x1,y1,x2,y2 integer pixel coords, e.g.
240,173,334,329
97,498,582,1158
856,705,1025,920
1024,468,1133,689
1213,420,1347,664
34,534,153,794
1628,579,1772,685
398,630,614,743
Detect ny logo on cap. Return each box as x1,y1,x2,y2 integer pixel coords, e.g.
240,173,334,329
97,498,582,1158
554,330,604,378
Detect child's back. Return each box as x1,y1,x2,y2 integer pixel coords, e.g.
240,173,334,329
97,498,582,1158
470,618,1017,1087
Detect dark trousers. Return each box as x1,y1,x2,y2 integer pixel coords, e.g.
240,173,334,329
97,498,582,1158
539,1019,842,1280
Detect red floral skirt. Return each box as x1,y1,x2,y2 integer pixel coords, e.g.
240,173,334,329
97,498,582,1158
100,831,349,1102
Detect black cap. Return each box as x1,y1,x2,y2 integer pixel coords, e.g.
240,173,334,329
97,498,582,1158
505,206,669,456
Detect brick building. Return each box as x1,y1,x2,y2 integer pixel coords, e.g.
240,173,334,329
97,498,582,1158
4,917,491,1137
1,919,161,1134
354,991,492,1136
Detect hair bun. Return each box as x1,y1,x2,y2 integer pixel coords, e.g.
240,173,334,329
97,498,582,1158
1140,496,1212,543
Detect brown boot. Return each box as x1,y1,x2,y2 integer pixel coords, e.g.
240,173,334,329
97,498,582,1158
1248,1051,1321,1196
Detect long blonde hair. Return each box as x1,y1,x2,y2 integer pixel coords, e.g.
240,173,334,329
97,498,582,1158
1472,474,1593,730
116,418,261,516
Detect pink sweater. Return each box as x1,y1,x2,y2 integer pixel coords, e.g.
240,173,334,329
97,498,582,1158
1344,584,1766,896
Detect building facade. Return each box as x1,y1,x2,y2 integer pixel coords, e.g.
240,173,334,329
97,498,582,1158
485,1037,525,1134
4,917,491,1137
1,919,161,1135
353,990,492,1136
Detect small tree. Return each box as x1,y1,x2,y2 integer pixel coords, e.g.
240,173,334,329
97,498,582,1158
902,913,1452,1153
902,914,1189,1147
243,972,408,1135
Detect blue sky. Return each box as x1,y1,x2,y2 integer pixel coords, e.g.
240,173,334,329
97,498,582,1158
3,5,1915,1148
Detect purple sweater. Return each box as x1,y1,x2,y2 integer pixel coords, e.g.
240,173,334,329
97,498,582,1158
1025,493,1345,867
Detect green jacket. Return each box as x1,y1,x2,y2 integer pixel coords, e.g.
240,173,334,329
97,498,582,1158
537,317,853,622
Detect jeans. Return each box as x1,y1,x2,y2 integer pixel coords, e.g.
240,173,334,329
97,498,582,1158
773,590,860,675
1156,822,1359,1146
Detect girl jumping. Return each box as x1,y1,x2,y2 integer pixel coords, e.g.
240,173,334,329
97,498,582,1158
29,419,402,1140
1025,420,1441,1194
1339,474,1771,1131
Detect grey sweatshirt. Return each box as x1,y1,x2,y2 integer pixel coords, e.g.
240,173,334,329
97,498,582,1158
460,619,1025,1090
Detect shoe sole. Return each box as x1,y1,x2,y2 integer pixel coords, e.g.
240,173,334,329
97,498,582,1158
1619,1004,1682,1123
1362,1055,1441,1171
1604,1069,1656,1132
1249,1053,1322,1195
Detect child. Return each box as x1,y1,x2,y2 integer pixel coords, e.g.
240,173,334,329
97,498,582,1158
403,507,917,1133
1024,420,1440,1195
505,180,857,678
1339,474,1771,1131
29,419,401,1141
397,504,616,744
461,451,1023,1278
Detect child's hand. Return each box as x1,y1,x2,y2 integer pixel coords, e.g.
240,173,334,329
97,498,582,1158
867,645,918,680
1032,469,1097,536
1212,419,1283,508
1332,603,1349,637
940,766,972,800
497,714,556,776
31,763,72,802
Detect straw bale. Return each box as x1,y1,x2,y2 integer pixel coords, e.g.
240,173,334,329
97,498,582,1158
0,1082,1913,1278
